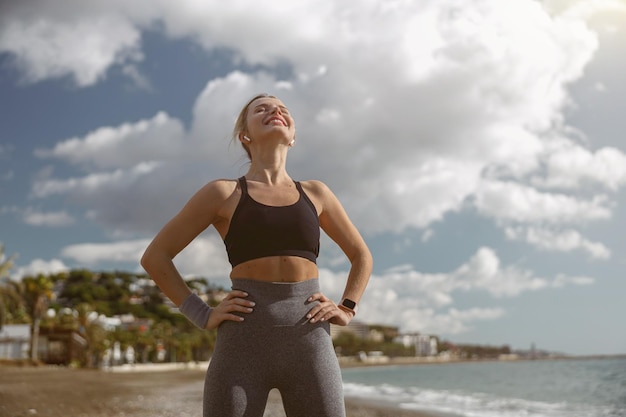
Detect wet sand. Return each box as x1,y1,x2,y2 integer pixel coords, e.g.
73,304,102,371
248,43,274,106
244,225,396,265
0,365,437,417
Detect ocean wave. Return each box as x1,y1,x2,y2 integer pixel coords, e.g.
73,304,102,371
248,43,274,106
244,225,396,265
342,382,624,417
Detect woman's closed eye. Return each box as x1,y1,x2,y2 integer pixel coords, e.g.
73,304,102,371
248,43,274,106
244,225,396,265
254,105,289,114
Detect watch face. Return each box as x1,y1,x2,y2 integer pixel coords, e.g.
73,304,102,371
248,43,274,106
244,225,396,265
342,299,357,310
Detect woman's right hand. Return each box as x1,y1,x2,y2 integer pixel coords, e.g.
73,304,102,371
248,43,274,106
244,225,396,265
205,290,255,330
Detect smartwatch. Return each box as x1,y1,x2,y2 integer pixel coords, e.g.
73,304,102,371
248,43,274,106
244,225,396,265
339,298,358,315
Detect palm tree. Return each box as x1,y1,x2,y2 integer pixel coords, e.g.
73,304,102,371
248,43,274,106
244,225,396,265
0,280,27,326
151,320,175,362
22,274,54,361
0,244,18,329
75,303,108,367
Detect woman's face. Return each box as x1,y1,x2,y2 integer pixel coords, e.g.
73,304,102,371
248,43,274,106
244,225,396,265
245,96,296,142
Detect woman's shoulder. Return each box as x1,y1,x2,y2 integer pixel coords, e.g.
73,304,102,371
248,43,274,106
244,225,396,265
299,179,326,190
299,179,335,198
196,178,240,199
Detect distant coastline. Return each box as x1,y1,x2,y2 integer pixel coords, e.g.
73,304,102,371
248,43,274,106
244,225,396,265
338,352,626,369
3,352,624,373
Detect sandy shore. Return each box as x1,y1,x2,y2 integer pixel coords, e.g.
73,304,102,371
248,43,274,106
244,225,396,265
0,365,438,417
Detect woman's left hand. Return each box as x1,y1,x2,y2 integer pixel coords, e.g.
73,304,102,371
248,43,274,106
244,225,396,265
306,292,354,326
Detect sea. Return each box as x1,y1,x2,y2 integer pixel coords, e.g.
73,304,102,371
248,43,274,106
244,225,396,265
341,357,626,417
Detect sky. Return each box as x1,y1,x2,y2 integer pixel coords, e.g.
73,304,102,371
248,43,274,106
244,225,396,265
1,0,625,356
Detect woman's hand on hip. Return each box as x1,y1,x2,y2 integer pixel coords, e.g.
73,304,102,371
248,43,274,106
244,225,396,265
306,292,354,326
205,290,254,330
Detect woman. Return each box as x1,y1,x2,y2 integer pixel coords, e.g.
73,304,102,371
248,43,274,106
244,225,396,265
141,93,373,417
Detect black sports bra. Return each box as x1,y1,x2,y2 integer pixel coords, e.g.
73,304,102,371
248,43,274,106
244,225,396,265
224,177,320,267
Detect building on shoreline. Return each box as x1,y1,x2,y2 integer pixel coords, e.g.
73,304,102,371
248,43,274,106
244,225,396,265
0,323,87,365
0,324,29,360
38,327,87,365
396,333,438,357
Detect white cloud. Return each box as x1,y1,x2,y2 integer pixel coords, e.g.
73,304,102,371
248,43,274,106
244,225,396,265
58,235,231,282
11,258,69,281
319,247,593,334
35,112,184,169
594,82,607,92
171,235,232,283
0,206,18,215
0,5,143,86
505,226,611,259
120,64,153,91
31,162,160,198
453,247,551,297
421,229,434,243
474,180,612,224
22,209,75,227
346,158,483,233
425,308,507,335
5,1,621,263
555,0,626,19
534,139,626,191
61,239,151,266
553,274,595,287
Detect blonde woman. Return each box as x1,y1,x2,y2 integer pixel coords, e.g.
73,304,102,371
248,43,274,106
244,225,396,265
141,93,372,417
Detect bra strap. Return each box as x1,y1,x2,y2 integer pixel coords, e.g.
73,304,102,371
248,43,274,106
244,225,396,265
295,181,318,216
238,176,248,195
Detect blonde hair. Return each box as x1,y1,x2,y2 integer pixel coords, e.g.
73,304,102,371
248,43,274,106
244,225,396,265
232,93,276,160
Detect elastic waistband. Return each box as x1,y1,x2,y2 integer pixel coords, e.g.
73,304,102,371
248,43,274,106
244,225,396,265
231,278,320,297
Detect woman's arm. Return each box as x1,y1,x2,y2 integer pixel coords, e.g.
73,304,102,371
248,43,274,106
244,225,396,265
305,180,373,325
141,181,222,305
141,180,254,329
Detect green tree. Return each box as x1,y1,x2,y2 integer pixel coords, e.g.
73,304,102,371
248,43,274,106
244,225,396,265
333,332,370,356
83,321,108,368
0,244,16,279
151,321,176,362
132,325,155,363
108,327,134,365
0,244,18,329
8,266,231,366
58,269,99,305
22,274,54,361
0,280,28,326
73,303,108,367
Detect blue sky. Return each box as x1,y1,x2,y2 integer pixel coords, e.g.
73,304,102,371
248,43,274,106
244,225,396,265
1,0,625,355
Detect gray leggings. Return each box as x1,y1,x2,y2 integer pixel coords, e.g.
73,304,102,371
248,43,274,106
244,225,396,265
203,278,346,417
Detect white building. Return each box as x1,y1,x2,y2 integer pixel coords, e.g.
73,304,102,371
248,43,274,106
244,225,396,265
0,324,30,360
396,333,438,357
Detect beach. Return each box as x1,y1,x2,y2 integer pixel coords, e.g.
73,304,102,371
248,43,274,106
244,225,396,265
0,364,437,417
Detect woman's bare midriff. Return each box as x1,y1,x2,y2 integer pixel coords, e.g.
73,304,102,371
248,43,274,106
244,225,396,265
230,256,319,282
